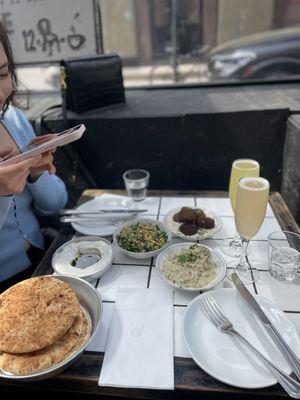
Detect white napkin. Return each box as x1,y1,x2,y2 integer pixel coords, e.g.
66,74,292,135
99,288,174,390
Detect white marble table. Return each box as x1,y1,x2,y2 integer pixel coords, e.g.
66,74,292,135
76,193,300,359
29,189,300,399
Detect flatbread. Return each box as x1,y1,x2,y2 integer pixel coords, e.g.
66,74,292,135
0,307,91,375
0,276,80,353
50,307,90,365
68,308,91,356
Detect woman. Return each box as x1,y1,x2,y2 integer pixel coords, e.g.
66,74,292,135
0,22,68,288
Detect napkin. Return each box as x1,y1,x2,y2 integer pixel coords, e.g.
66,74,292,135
99,288,174,390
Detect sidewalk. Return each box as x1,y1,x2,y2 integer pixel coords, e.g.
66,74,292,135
16,63,209,92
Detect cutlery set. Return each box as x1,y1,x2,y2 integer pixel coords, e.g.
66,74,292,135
202,272,300,398
60,214,139,225
60,208,148,215
60,208,147,224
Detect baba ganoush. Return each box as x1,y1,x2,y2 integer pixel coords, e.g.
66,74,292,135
160,244,217,288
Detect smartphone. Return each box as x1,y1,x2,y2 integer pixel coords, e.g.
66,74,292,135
0,124,86,166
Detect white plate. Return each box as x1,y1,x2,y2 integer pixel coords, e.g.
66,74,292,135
71,195,134,236
163,207,222,241
182,288,300,389
155,243,227,291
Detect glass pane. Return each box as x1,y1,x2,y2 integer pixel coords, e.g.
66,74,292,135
4,0,300,91
100,0,300,86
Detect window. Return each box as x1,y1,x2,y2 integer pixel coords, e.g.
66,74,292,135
3,0,300,92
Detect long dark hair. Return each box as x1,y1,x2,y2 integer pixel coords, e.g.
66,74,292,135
0,22,18,115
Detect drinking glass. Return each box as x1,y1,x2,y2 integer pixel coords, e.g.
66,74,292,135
268,231,300,282
228,176,270,284
123,169,150,202
221,159,260,257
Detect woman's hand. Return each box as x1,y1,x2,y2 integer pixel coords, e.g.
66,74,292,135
0,148,41,195
0,146,14,160
27,135,57,182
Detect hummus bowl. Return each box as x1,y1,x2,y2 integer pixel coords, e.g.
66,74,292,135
52,236,113,281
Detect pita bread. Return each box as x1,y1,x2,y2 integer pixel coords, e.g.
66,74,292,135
0,276,80,353
0,307,91,375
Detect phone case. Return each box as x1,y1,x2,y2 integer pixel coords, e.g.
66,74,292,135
0,124,86,166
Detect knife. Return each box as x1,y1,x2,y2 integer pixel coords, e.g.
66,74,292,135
61,213,138,224
60,208,147,215
231,272,300,380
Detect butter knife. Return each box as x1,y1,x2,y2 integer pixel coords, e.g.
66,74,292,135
231,272,300,380
61,213,138,224
60,208,147,215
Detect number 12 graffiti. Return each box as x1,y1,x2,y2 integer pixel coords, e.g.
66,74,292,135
22,17,86,56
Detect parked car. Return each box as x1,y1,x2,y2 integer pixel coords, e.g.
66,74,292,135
207,27,300,80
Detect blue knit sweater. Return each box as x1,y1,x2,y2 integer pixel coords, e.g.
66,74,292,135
0,107,68,281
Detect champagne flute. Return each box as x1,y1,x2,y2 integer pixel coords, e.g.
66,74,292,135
229,176,270,284
221,159,260,257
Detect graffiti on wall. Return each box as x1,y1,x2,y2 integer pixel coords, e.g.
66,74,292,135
0,0,98,63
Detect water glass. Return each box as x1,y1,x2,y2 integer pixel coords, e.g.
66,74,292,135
268,231,300,282
123,169,150,202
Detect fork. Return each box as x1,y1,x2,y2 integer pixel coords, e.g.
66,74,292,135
202,295,300,398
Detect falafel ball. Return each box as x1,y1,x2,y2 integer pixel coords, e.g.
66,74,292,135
196,216,215,229
173,207,196,223
179,223,199,236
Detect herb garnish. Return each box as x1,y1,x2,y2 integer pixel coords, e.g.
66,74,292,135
178,244,200,264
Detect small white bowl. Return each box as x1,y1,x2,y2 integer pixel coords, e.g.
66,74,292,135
155,242,227,291
52,236,113,282
113,218,171,259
